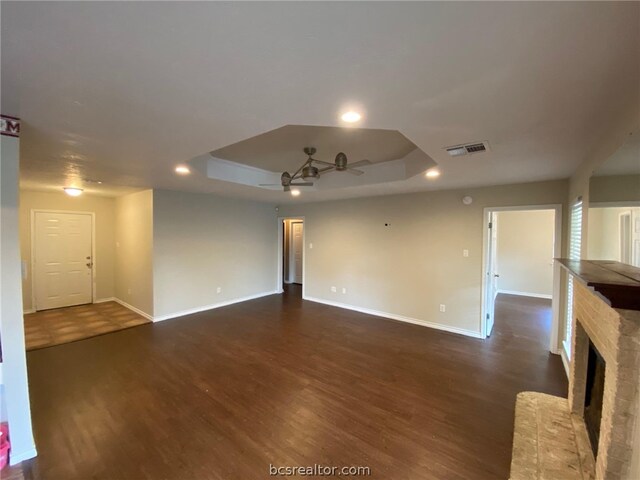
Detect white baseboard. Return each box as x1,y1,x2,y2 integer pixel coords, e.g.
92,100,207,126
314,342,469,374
303,296,483,339
497,289,552,300
153,290,279,323
94,297,116,304
112,298,153,321
9,446,38,465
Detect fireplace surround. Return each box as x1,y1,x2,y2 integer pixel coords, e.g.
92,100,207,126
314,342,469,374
510,260,640,480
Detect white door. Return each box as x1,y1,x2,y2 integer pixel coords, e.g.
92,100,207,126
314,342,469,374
485,213,499,336
291,222,304,284
34,212,93,310
631,208,640,268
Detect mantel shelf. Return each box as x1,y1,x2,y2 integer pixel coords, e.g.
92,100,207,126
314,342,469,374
556,259,640,311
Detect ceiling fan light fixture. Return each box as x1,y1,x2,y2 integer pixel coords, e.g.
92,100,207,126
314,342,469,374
425,169,440,178
290,189,301,197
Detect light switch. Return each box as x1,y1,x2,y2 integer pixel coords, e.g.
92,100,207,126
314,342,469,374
463,249,469,257
309,243,313,249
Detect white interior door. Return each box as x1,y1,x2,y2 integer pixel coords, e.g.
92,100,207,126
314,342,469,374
291,222,304,284
631,208,640,267
34,212,93,311
485,213,499,336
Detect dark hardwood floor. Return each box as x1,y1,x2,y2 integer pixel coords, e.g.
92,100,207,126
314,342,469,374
15,289,566,479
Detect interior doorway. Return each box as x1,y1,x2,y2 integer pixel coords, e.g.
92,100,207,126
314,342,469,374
31,210,94,311
277,217,305,295
481,205,562,353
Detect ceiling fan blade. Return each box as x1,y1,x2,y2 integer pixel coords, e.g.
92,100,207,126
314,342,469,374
259,183,282,186
317,166,335,173
312,159,336,167
346,168,365,176
348,159,371,168
290,182,314,186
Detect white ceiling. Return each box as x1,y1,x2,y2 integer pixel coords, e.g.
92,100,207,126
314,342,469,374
2,2,639,203
593,131,640,177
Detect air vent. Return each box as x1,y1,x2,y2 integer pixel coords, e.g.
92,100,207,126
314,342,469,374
445,141,490,157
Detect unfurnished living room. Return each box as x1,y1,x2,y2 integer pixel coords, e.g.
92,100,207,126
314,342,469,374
1,2,639,479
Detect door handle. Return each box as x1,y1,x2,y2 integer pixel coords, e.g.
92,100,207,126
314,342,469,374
494,274,500,277
86,262,93,268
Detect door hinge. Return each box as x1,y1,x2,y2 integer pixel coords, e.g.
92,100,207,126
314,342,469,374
486,313,490,320
488,222,493,229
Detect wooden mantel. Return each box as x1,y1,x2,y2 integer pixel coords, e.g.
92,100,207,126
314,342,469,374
556,259,640,311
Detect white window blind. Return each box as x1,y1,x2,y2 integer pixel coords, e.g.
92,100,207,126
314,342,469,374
565,198,583,357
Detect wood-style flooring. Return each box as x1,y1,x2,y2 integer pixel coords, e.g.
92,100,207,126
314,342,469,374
24,301,150,351
14,288,566,479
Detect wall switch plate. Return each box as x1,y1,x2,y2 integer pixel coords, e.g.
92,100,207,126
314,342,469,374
463,249,469,257
128,288,132,295
331,286,337,293
342,288,347,294
216,287,222,294
439,304,446,312
309,243,313,249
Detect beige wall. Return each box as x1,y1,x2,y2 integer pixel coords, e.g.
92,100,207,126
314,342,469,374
496,210,555,297
19,190,116,311
590,175,640,204
279,180,567,336
588,207,629,261
152,190,277,320
115,190,154,317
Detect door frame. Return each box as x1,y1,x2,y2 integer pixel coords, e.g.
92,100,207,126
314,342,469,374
480,204,563,354
276,216,305,297
30,209,96,311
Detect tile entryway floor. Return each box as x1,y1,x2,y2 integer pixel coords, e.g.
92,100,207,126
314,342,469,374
24,301,150,351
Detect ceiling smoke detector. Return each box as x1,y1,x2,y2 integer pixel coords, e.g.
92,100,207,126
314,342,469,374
445,141,490,157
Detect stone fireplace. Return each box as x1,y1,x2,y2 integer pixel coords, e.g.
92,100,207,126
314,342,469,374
568,279,640,479
510,260,640,480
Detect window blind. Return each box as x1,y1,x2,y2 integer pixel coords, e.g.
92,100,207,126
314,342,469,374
565,198,583,357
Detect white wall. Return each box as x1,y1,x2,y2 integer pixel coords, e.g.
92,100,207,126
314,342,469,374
152,190,277,320
115,190,154,318
495,210,555,298
19,190,117,311
279,180,567,337
0,134,36,463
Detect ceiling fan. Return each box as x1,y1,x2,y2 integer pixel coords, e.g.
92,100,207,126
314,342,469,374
260,147,371,192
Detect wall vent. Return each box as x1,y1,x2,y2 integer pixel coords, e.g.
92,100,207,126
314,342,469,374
445,141,490,157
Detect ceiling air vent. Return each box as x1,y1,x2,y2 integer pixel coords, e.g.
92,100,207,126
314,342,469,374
445,141,490,157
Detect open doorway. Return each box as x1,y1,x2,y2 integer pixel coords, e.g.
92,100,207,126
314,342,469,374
588,204,640,268
481,205,562,353
277,217,305,297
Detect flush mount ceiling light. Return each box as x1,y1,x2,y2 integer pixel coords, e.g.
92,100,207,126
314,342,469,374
425,169,440,178
341,111,362,123
290,189,301,197
175,165,190,175
63,187,83,197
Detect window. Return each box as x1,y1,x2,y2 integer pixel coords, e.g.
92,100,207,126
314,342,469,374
565,198,583,357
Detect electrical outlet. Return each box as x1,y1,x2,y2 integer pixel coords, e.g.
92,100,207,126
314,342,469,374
217,287,222,294
331,286,337,293
342,288,347,294
463,249,469,257
439,304,446,312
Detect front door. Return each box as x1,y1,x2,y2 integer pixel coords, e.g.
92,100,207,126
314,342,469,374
291,221,304,284
34,211,93,310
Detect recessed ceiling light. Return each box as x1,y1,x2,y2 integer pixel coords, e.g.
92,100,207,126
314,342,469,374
290,189,301,197
426,169,440,178
341,111,362,123
175,165,190,175
63,187,83,196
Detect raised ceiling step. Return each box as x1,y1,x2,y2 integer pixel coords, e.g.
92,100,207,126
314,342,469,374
510,392,595,480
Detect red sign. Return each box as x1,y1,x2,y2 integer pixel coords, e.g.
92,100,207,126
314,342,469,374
1,115,20,137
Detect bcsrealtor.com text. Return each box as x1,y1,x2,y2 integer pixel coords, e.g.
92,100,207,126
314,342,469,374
269,464,371,476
